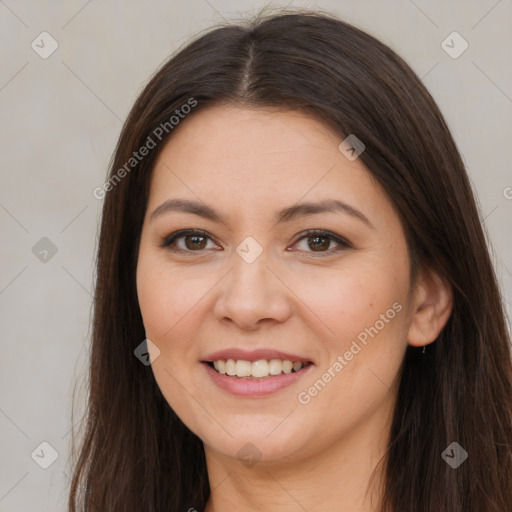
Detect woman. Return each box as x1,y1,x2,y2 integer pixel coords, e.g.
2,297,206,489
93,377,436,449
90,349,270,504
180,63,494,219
69,10,512,512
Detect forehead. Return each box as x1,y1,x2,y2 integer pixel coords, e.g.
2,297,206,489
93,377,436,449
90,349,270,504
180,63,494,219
147,105,395,231
155,104,341,171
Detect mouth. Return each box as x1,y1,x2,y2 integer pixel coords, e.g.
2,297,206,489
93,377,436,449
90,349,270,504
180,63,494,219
201,352,315,397
204,359,313,379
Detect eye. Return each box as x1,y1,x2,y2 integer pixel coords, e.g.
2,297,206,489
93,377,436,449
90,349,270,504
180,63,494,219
291,229,351,256
160,229,219,253
160,229,351,256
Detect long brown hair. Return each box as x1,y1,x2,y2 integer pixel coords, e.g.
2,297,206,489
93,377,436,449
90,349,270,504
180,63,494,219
68,9,512,511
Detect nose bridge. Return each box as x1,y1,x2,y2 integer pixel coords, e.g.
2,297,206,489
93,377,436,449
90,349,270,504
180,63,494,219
229,232,272,287
229,244,274,303
214,241,290,328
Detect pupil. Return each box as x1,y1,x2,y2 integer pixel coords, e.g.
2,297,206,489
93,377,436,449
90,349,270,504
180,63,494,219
309,236,329,251
186,235,206,250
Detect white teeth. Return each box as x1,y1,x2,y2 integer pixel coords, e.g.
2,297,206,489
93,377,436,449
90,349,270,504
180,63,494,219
225,359,236,376
268,359,283,375
217,360,226,374
210,358,306,378
235,360,252,377
251,359,269,378
282,360,293,374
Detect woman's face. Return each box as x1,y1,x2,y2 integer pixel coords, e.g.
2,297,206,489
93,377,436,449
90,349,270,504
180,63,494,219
136,104,415,466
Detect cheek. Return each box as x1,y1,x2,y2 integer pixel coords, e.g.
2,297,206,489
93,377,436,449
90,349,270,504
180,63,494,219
293,263,406,347
136,251,207,342
321,289,407,411
136,253,207,429
292,261,409,407
136,260,173,339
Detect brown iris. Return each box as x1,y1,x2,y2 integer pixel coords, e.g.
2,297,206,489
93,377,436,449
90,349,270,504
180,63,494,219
184,234,208,250
308,235,330,251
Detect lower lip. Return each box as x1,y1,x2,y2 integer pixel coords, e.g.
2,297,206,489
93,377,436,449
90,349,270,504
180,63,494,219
203,362,313,397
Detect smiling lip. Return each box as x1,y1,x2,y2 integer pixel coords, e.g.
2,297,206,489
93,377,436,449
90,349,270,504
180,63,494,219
201,348,314,398
203,362,313,397
202,348,312,363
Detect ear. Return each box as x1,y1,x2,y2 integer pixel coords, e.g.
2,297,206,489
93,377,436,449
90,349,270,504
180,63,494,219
407,267,453,348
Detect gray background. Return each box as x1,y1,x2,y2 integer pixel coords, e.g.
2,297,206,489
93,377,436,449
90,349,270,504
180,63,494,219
0,0,511,510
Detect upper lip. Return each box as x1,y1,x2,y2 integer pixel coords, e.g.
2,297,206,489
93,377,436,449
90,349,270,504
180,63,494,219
203,348,312,363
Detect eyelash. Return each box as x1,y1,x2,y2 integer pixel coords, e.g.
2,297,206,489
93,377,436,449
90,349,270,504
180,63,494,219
159,229,351,257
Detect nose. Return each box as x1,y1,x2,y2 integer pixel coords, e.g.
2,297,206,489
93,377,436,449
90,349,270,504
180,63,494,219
213,251,292,331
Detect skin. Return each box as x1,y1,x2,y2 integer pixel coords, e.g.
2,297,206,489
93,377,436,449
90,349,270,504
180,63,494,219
136,104,453,511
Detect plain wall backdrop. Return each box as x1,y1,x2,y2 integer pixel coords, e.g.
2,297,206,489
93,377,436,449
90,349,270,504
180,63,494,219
0,0,511,510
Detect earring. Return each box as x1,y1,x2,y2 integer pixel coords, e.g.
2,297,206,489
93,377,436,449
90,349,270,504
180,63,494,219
422,346,426,354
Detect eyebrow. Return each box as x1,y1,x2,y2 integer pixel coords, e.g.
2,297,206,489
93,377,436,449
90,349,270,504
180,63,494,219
149,198,374,229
